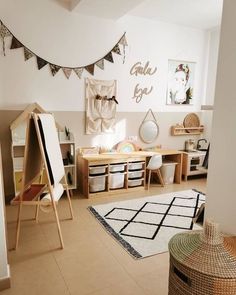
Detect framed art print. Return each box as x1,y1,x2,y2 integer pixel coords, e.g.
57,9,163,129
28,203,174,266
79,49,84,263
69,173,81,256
166,60,196,105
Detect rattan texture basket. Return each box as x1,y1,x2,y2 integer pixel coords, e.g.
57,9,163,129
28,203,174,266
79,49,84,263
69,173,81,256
168,220,236,295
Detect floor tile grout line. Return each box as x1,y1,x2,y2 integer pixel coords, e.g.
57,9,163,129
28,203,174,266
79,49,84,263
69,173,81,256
93,221,151,295
39,221,72,295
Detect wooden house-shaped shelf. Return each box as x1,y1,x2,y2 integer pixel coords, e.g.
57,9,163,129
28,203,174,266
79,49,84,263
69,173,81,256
10,103,76,195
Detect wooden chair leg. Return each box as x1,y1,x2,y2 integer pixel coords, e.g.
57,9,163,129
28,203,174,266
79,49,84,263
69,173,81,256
157,169,165,187
147,169,152,190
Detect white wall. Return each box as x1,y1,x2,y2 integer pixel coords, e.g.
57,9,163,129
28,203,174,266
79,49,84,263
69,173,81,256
205,0,236,234
0,0,209,113
204,28,220,106
0,146,10,283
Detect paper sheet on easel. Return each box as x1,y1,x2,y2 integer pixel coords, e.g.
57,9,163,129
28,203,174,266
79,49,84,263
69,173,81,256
38,114,64,185
41,183,64,203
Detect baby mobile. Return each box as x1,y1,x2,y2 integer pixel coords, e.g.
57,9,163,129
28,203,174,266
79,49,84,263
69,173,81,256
0,20,128,79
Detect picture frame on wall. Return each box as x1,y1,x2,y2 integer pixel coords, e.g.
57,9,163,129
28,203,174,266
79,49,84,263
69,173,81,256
166,59,196,105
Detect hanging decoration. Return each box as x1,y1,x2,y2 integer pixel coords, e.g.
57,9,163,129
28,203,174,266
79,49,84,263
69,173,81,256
0,19,128,80
85,78,117,134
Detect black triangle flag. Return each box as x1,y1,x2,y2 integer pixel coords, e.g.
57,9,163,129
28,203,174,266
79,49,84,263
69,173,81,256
10,37,23,49
24,47,34,61
104,52,114,63
0,24,11,39
50,64,61,76
85,64,95,75
36,56,48,70
112,44,121,55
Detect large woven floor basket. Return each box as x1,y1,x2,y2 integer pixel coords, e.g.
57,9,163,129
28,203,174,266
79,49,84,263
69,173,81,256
168,220,236,295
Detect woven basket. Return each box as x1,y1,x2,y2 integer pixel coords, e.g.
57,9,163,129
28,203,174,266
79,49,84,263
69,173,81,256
168,220,236,295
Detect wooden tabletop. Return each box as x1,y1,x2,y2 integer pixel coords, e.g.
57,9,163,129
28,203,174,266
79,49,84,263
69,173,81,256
80,149,182,161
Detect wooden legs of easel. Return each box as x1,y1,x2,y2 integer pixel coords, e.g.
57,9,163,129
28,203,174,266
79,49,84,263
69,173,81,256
35,196,40,223
147,169,165,190
15,201,23,249
64,177,74,220
15,182,73,250
51,197,64,249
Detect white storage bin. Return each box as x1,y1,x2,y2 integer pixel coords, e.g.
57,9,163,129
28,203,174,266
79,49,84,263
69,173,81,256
160,162,177,184
128,162,143,171
128,171,143,179
89,165,107,175
128,178,143,187
109,163,125,173
109,173,125,189
89,175,106,192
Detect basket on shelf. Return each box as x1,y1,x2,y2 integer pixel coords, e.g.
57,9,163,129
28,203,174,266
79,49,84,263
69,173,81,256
168,220,236,295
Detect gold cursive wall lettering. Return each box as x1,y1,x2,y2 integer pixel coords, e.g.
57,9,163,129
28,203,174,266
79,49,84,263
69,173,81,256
132,84,153,103
130,61,157,103
130,61,157,76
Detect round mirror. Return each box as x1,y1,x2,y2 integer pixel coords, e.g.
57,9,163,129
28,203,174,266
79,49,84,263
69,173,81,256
139,120,159,143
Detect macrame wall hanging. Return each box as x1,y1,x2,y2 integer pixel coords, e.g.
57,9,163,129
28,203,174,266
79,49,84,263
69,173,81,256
0,20,128,79
85,78,117,134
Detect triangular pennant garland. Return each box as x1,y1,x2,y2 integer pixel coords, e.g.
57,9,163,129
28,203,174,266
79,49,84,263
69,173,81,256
10,36,23,49
62,68,72,79
0,24,11,39
104,52,114,63
85,64,95,75
50,64,61,76
119,35,128,46
36,56,48,70
73,68,83,79
0,23,12,56
0,19,128,79
24,47,34,61
95,59,104,70
112,44,121,55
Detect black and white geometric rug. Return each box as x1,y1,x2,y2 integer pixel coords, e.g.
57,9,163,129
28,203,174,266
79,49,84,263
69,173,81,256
88,189,205,259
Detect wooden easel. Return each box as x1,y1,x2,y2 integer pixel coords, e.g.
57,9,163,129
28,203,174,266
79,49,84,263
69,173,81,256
11,113,74,249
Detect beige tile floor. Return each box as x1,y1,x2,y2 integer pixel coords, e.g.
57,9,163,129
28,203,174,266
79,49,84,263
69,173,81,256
3,178,206,295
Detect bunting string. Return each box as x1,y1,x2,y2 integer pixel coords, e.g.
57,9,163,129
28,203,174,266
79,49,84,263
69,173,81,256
0,19,128,79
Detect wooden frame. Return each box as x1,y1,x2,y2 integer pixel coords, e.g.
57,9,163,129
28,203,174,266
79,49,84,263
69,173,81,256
11,113,74,250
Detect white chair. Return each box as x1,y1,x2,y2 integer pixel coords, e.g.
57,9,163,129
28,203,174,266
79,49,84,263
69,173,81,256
146,154,165,190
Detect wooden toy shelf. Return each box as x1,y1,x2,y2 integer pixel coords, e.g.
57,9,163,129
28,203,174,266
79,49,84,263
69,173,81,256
171,126,204,136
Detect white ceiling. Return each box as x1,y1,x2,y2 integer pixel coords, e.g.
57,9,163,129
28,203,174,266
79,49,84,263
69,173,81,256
57,0,223,30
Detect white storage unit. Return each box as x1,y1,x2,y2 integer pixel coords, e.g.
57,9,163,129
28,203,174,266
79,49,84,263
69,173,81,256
160,162,177,184
128,161,145,187
128,178,143,187
89,175,106,192
128,161,143,171
89,165,108,175
78,155,147,198
109,163,125,172
128,170,143,179
109,172,125,189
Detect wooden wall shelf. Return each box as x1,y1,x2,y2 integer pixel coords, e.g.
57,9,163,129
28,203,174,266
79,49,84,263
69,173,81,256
171,125,204,136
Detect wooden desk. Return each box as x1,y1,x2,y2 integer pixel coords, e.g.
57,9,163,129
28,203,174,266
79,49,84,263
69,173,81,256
77,150,182,198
